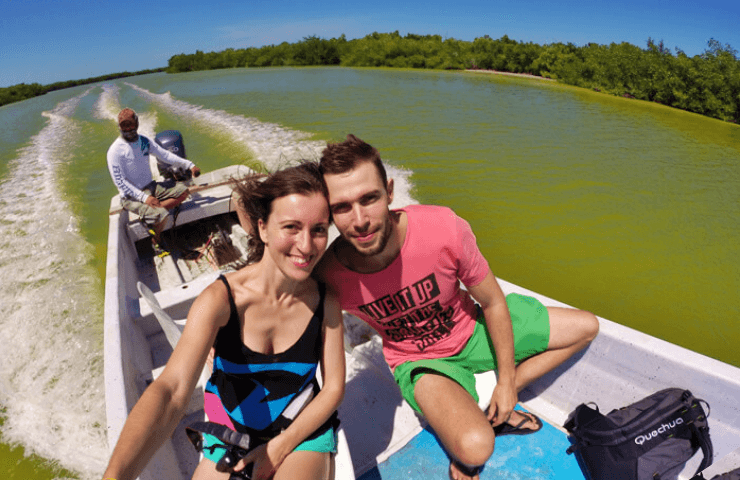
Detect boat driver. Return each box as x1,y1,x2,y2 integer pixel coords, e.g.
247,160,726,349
106,108,201,250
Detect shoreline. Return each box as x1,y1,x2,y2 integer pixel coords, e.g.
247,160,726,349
465,69,555,81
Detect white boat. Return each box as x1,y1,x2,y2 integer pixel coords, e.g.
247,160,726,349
105,164,740,480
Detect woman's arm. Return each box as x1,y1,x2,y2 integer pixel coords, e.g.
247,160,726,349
244,289,346,479
102,282,230,480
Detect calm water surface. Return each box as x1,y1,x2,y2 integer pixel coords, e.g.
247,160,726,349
0,67,738,478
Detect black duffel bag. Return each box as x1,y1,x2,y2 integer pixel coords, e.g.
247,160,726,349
565,388,713,480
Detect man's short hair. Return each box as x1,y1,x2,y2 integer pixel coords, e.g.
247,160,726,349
118,108,138,127
319,134,388,189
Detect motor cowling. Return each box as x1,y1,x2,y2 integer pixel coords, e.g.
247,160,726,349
154,130,191,181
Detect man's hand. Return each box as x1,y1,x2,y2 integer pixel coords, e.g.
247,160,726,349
145,196,162,208
191,166,201,178
487,381,517,427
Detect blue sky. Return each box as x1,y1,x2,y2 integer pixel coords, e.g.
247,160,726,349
1,0,738,88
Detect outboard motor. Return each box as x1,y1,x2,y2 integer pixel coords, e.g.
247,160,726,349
154,130,191,181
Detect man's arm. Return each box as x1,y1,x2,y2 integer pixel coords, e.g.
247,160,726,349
107,147,149,202
466,270,517,427
150,141,196,171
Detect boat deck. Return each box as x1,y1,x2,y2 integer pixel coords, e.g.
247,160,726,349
134,211,250,291
360,419,582,480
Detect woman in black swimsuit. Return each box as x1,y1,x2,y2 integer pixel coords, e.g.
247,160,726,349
103,162,345,480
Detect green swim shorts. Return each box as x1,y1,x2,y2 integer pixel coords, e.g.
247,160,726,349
201,426,337,464
393,292,550,414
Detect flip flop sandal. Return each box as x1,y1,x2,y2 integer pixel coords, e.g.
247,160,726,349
493,410,543,437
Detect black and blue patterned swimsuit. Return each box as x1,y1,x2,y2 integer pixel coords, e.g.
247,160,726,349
203,275,334,441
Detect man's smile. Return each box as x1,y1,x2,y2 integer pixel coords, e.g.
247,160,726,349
353,230,377,243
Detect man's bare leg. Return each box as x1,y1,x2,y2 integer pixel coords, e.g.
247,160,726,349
415,374,493,480
514,307,599,392
415,373,548,480
159,189,190,210
414,308,597,479
150,218,167,246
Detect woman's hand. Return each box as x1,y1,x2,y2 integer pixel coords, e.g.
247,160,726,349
235,438,289,480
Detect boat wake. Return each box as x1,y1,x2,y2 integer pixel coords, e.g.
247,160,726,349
126,83,327,170
0,89,107,479
96,84,159,138
93,84,120,121
124,82,416,206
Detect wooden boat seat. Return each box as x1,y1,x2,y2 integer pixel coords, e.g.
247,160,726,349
137,281,211,415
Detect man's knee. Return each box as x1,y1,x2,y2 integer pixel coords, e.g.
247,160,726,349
413,374,494,466
159,189,190,210
566,310,599,352
546,307,599,353
454,424,495,466
580,311,599,343
172,188,190,205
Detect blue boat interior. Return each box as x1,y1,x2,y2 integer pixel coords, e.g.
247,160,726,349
358,413,585,479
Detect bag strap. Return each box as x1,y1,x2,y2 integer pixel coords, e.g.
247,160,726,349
682,396,713,476
689,420,713,475
187,382,316,453
186,421,252,452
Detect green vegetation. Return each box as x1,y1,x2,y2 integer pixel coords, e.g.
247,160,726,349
0,68,165,108
166,32,740,124
3,32,739,124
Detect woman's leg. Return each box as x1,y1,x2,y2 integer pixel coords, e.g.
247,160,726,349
191,457,230,480
274,450,334,480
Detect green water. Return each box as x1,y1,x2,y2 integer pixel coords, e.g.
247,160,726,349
0,67,738,478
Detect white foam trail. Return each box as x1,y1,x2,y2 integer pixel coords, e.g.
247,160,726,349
0,88,107,479
126,83,326,170
94,84,120,121
386,166,415,209
95,84,158,138
123,83,417,207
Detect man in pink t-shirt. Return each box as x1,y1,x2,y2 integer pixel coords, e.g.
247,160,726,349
316,134,600,480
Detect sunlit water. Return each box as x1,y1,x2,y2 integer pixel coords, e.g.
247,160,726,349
0,67,737,478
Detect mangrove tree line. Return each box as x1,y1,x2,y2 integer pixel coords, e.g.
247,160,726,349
0,68,165,108
166,32,740,123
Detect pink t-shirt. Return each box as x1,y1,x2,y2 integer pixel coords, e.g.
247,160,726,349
324,204,490,369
